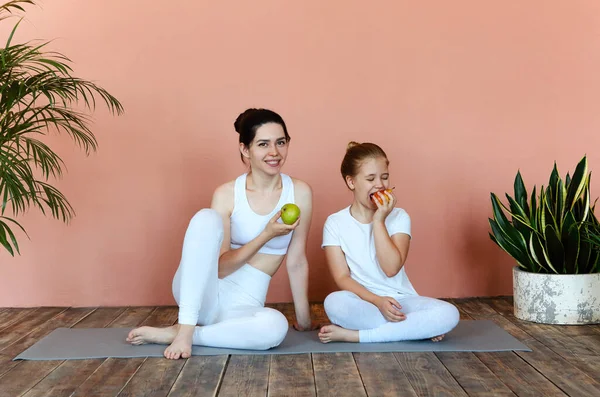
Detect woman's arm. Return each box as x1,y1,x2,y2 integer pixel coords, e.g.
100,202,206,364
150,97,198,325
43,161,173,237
285,180,313,329
211,183,297,278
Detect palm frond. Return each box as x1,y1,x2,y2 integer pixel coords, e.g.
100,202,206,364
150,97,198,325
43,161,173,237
0,0,123,256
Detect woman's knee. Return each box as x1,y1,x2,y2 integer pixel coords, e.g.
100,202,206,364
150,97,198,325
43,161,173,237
189,208,222,230
254,308,289,350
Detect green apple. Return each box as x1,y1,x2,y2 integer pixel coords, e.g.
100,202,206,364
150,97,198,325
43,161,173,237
281,203,301,225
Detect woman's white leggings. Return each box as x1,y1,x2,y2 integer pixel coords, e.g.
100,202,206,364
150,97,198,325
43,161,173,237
324,290,460,342
172,209,289,350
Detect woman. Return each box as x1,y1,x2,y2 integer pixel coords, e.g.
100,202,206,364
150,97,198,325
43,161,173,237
127,108,314,359
319,141,459,344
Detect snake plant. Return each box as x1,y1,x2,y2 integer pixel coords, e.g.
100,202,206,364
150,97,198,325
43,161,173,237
0,0,123,256
489,156,600,274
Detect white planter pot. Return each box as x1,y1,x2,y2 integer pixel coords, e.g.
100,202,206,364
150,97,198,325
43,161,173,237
513,267,600,324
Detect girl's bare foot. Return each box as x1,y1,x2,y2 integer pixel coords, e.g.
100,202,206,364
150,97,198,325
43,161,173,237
431,334,445,342
318,324,359,343
126,325,177,345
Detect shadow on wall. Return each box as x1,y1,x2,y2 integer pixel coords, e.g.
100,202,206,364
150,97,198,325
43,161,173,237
458,210,514,296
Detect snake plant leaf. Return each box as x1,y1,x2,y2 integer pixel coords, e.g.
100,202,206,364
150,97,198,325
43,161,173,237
489,219,532,269
530,186,537,230
562,211,576,241
577,232,592,274
506,194,529,221
555,179,566,230
539,186,547,234
544,224,564,274
491,194,532,253
514,171,529,217
564,223,580,274
529,232,550,273
565,156,588,210
549,163,560,214
543,188,559,232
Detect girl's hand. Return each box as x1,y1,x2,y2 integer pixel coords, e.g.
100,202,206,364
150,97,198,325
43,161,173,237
263,210,299,239
376,296,406,322
373,190,396,222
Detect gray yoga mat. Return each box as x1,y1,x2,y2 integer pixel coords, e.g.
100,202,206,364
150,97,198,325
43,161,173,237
14,320,531,360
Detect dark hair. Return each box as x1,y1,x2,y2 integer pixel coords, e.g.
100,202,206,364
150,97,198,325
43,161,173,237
341,141,389,184
234,108,290,151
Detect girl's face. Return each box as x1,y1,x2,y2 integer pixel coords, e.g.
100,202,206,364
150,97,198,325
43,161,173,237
240,122,289,176
345,156,390,209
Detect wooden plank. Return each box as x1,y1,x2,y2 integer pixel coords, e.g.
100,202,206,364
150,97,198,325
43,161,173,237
115,306,184,397
117,357,186,397
484,298,600,370
452,299,566,396
474,352,567,397
268,354,315,397
218,355,270,397
0,308,37,332
73,307,127,328
466,300,600,396
312,353,366,397
167,355,228,397
0,307,66,350
71,358,146,397
453,298,498,317
354,352,417,397
0,308,94,396
435,352,515,396
139,306,179,327
68,306,157,397
108,307,156,327
265,302,330,327
13,307,129,397
394,352,467,397
21,359,104,397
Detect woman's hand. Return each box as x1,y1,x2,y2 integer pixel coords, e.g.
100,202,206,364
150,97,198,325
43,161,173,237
263,210,299,240
376,296,406,322
293,321,321,331
372,190,396,222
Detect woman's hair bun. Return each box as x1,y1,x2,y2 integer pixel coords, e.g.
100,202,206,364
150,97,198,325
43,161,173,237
234,108,257,134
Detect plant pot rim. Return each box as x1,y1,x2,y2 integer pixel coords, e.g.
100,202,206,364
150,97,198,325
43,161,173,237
513,266,600,276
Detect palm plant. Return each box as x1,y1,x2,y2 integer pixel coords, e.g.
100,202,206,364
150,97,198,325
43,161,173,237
0,0,123,256
489,156,600,274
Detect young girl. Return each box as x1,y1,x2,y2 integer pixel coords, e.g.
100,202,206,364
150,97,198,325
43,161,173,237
127,108,315,359
318,142,459,344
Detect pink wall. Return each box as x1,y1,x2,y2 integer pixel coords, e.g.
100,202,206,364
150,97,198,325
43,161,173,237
2,1,600,307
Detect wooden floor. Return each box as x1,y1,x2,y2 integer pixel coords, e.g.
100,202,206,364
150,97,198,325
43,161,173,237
0,297,599,397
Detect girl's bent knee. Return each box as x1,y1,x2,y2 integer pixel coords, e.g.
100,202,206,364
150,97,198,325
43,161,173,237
439,302,460,332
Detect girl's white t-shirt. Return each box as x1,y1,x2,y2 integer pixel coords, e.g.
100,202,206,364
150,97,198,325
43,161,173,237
322,206,418,297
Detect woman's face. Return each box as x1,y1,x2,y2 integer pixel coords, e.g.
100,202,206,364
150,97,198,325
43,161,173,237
346,156,390,209
241,122,289,176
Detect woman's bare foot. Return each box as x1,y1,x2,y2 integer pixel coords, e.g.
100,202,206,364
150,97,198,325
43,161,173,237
163,324,195,360
126,324,195,360
318,324,359,343
431,334,445,342
126,325,178,345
